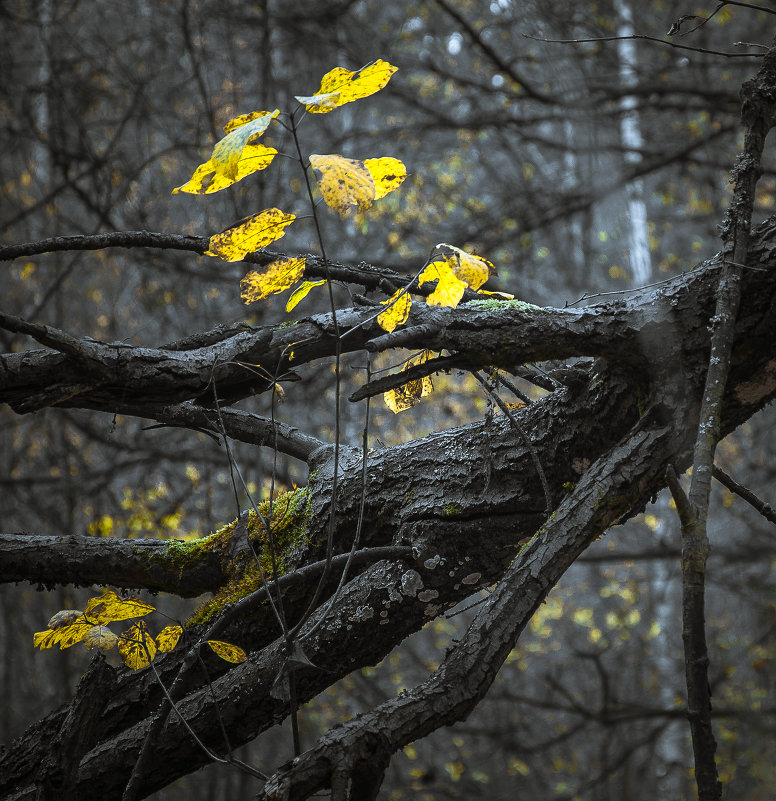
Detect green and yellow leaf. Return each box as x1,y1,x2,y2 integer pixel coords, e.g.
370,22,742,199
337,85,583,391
309,154,375,216
298,60,397,114
82,625,118,652
208,640,247,664
286,279,326,312
241,256,306,303
377,288,411,333
156,624,183,653
173,109,279,193
118,621,157,670
84,590,155,625
384,350,435,413
364,157,407,200
418,261,467,308
207,209,296,262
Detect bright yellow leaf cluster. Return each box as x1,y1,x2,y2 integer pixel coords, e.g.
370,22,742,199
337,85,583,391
173,110,279,194
33,590,244,671
296,59,398,114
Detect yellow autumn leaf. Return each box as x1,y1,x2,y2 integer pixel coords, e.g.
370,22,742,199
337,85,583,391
156,624,183,653
47,609,83,630
377,288,411,333
286,279,326,312
57,622,95,649
297,59,397,113
84,590,155,624
309,154,375,216
241,257,306,304
173,109,279,193
34,628,64,649
118,621,157,670
418,261,467,308
383,350,435,413
435,244,494,291
208,640,247,664
207,209,296,262
476,289,515,300
364,157,407,200
82,625,118,652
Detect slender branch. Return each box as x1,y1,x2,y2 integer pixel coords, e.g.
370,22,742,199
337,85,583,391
712,465,776,525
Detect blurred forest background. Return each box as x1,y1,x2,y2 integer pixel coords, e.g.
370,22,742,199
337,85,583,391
2,1,776,799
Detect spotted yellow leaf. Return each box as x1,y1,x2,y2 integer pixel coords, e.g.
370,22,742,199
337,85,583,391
309,154,375,216
286,279,326,312
436,244,494,291
84,590,155,625
208,209,296,262
118,621,157,670
82,625,118,652
156,624,183,653
173,110,279,193
297,60,397,114
241,257,306,304
377,288,411,333
418,261,467,308
384,350,435,413
364,157,407,200
208,640,247,664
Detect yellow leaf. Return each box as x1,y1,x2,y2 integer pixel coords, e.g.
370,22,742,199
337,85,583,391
241,257,306,303
118,621,157,670
309,154,375,216
418,262,467,308
84,590,155,624
173,110,279,193
34,628,63,649
298,60,397,114
208,640,247,664
286,279,326,312
57,622,95,650
383,350,434,413
377,288,411,333
435,244,494,291
207,209,296,262
47,609,83,630
364,157,407,200
156,624,183,653
476,289,515,300
82,625,118,652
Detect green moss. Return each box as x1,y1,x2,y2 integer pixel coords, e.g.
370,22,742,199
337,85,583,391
562,481,576,493
276,319,299,329
465,298,543,312
443,502,463,517
183,485,313,626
